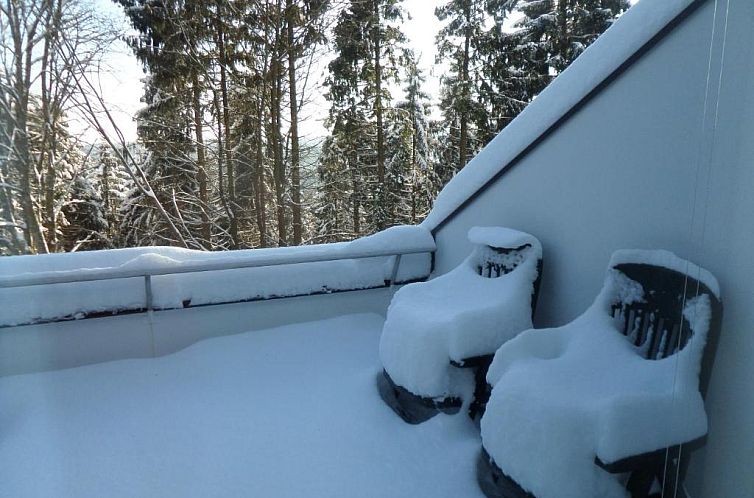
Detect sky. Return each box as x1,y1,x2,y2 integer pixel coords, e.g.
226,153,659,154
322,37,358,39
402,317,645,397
79,0,446,143
67,0,146,143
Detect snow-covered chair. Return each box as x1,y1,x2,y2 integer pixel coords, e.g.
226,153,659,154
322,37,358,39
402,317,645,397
378,227,543,424
477,250,723,498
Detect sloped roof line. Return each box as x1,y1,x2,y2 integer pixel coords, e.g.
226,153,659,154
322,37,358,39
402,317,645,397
424,0,708,234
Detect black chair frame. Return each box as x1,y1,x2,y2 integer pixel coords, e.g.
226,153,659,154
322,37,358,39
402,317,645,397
478,262,723,498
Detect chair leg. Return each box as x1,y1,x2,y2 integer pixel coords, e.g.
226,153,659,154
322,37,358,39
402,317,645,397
477,448,535,498
626,464,657,498
625,447,683,498
656,446,683,498
468,356,494,421
599,444,688,498
377,370,461,424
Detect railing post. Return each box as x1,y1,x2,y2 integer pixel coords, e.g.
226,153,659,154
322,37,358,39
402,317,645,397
144,275,153,311
144,274,156,357
389,254,402,287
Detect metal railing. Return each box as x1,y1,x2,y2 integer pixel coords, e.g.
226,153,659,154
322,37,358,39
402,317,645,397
0,241,436,313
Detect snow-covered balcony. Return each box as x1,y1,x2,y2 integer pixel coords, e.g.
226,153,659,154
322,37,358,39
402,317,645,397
1,0,753,497
0,226,461,497
0,226,435,373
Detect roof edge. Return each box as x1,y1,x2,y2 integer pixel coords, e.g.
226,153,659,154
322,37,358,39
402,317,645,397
424,0,708,234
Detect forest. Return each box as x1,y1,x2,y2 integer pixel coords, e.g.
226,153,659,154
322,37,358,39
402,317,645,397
0,0,629,255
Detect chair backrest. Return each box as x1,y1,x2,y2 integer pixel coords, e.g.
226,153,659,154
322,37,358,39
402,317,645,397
609,263,723,396
473,243,544,321
474,244,533,278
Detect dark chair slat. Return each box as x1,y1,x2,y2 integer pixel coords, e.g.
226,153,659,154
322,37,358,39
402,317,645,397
638,310,652,347
624,307,633,341
647,318,664,360
663,322,679,359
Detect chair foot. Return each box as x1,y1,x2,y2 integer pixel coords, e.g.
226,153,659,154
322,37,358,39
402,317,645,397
451,354,495,422
377,370,462,424
477,448,535,498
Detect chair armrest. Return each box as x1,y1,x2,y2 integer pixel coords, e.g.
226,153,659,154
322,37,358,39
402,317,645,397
486,327,567,386
595,447,667,473
594,390,707,465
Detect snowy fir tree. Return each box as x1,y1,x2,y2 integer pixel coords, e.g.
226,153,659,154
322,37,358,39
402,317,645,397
26,101,88,253
385,53,438,225
313,134,354,243
435,0,490,175
491,0,630,99
94,145,133,243
316,0,408,241
60,174,110,251
118,77,202,248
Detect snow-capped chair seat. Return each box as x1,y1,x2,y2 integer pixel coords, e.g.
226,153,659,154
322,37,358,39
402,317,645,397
378,227,543,424
477,250,723,498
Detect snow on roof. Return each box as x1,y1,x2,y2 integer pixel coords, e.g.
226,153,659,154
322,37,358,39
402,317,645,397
609,248,721,298
422,0,701,230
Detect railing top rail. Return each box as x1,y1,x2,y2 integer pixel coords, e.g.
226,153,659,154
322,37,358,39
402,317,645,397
0,243,436,290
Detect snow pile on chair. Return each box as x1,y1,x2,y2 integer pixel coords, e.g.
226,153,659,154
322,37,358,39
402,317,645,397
480,250,717,498
379,227,542,399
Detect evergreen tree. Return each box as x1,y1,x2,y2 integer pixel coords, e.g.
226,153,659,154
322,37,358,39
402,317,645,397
95,144,133,242
60,175,109,251
489,0,630,102
115,0,205,248
26,100,87,251
284,0,330,245
317,0,407,240
385,53,436,224
435,0,489,175
313,134,352,243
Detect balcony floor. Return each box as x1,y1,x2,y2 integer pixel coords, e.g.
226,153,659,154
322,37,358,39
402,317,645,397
0,313,483,498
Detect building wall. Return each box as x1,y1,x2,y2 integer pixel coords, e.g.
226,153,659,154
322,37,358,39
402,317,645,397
431,1,753,496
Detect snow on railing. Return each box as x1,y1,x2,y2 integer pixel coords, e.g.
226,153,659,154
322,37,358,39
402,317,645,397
0,226,436,327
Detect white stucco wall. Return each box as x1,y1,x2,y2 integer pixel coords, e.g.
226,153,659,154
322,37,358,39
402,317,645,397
430,0,753,496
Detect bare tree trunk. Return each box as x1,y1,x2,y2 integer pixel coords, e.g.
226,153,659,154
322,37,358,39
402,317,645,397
269,8,288,247
213,12,238,248
411,119,417,224
8,0,47,253
101,153,112,235
44,120,58,252
255,65,268,247
39,0,64,252
213,88,234,246
557,0,568,71
13,23,47,253
0,165,25,254
191,74,211,244
458,0,470,173
40,32,57,252
373,0,385,230
351,148,360,237
286,0,302,245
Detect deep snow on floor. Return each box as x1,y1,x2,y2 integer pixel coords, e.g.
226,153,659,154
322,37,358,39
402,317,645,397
0,314,483,498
